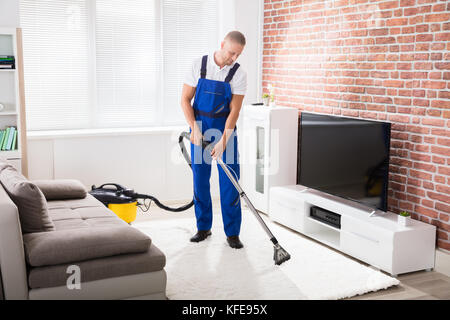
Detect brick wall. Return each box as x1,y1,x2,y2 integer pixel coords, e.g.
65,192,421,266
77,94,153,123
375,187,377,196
262,0,450,251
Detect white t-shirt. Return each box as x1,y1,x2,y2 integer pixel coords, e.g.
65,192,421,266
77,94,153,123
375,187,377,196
184,52,247,96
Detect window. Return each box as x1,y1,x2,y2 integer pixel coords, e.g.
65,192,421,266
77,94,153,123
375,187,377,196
162,0,219,125
20,0,90,130
20,0,220,131
95,0,160,128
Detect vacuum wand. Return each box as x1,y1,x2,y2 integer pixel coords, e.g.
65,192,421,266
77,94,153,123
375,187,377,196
180,131,291,265
215,152,291,266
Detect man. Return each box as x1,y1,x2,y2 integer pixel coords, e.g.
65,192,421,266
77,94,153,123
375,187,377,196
180,31,247,249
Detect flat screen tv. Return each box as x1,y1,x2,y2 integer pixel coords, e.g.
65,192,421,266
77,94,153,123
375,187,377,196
297,112,391,212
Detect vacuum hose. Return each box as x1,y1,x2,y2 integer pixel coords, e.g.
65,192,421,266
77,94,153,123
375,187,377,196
130,131,206,212
134,193,194,212
136,132,214,212
90,132,211,213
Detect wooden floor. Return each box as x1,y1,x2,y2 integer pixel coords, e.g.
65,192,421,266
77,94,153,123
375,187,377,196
134,200,450,300
348,270,450,300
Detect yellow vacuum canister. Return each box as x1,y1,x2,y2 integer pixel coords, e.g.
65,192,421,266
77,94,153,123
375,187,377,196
88,183,139,224
108,201,138,224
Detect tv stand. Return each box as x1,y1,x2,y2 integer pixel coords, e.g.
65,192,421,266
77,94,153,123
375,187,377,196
269,185,436,276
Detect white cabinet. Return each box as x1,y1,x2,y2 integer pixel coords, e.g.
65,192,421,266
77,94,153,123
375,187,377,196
239,105,298,214
269,185,436,276
340,216,394,272
0,28,26,174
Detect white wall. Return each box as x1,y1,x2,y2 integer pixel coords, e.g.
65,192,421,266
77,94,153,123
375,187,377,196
235,0,263,105
23,0,263,202
28,128,202,202
216,0,263,105
0,0,20,27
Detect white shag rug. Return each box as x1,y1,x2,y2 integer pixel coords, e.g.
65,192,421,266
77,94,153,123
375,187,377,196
133,211,399,300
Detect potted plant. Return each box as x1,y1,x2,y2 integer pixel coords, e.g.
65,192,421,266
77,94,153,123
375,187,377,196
268,83,276,107
398,211,411,226
269,93,276,107
262,93,270,106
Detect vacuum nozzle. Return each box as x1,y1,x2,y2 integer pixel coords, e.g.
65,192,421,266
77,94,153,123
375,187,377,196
273,244,291,265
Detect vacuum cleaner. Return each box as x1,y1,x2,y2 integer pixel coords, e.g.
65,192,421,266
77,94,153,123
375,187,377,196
89,183,193,223
89,131,291,265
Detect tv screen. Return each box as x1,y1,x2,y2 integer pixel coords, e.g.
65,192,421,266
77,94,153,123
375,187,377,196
298,112,391,212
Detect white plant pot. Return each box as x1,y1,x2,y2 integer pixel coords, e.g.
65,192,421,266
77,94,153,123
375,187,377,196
398,215,411,227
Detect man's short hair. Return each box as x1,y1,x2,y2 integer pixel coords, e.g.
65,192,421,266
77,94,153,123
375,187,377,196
225,31,246,46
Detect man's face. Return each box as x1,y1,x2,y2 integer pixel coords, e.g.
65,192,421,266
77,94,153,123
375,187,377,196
220,39,244,66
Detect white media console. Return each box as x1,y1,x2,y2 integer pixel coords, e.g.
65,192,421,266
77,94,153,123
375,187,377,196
269,185,436,276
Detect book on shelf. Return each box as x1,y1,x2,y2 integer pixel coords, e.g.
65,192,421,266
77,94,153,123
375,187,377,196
6,126,15,150
2,127,10,150
0,126,18,151
0,131,4,148
0,56,15,69
12,130,17,150
0,56,14,61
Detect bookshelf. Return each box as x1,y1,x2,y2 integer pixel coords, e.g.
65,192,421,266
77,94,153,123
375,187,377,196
0,28,27,175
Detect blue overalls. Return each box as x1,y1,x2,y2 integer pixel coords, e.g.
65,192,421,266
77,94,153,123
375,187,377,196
191,55,242,237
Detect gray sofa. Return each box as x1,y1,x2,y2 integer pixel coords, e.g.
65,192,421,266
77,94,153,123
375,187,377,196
0,161,167,300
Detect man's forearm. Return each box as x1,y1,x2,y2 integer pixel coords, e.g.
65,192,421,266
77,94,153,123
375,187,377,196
221,94,244,145
222,109,240,145
181,98,198,132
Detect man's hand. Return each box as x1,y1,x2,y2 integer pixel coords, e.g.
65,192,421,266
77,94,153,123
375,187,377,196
210,138,226,160
190,126,203,146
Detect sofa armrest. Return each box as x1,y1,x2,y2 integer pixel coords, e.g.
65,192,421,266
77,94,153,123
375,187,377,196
0,187,29,300
23,226,151,267
32,179,87,200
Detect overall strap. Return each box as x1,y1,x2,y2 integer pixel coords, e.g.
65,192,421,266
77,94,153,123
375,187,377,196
200,55,208,79
224,63,240,83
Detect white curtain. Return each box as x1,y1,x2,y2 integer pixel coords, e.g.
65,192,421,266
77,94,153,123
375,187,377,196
162,0,219,124
20,0,90,130
20,0,221,130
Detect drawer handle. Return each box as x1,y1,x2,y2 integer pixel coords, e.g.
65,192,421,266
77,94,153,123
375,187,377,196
346,230,379,244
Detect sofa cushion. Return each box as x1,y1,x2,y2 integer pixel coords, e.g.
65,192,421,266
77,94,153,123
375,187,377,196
0,165,55,233
23,225,151,267
33,179,87,200
28,244,166,289
46,193,128,230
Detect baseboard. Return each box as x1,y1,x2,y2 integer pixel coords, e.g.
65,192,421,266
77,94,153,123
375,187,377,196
435,249,450,277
